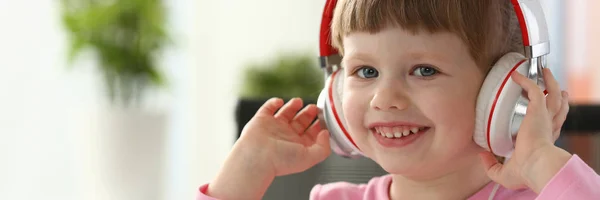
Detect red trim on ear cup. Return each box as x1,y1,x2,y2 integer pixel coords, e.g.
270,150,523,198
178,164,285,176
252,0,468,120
511,0,530,46
319,0,339,57
487,59,526,154
328,70,360,150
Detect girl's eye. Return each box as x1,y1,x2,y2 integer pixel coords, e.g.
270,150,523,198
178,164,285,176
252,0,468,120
413,66,438,77
356,66,379,78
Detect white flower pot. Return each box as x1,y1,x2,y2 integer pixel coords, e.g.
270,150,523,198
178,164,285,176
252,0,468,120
80,107,168,200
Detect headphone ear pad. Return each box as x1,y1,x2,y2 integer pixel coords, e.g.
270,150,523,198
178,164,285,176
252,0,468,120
474,52,528,156
318,70,362,158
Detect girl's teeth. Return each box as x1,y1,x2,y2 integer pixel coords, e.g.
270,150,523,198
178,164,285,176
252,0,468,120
411,127,419,134
375,126,426,139
402,129,410,136
383,127,392,133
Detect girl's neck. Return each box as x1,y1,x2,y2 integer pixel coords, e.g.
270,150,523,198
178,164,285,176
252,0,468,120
389,153,492,200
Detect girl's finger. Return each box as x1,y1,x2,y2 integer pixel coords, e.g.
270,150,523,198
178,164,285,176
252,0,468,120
290,104,319,134
274,98,304,122
552,91,570,141
543,68,562,116
511,72,547,110
304,120,324,142
479,151,505,183
256,97,284,116
306,130,331,166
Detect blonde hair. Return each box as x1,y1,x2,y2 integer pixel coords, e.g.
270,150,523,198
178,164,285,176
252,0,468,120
330,0,524,73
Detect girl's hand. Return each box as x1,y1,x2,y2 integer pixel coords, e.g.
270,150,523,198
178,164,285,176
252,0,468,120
479,68,572,193
240,97,331,176
207,98,331,200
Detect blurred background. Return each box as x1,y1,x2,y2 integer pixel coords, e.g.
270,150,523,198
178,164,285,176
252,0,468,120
0,0,598,200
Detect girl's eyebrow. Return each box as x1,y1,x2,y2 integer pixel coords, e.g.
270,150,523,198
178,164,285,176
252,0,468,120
342,51,374,65
342,51,449,68
341,48,454,68
403,50,449,63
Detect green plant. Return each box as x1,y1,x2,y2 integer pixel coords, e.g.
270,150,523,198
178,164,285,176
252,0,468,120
240,52,324,101
60,0,169,106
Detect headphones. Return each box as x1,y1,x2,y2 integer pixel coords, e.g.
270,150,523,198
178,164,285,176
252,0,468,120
316,0,550,159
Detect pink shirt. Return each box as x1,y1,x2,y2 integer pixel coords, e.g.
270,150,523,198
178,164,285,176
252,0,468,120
197,155,600,199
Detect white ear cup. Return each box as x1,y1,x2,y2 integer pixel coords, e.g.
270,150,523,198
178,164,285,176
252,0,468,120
317,70,363,158
474,52,530,157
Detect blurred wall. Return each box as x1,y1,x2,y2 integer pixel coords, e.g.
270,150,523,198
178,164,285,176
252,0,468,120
0,1,98,199
0,0,325,200
566,0,600,103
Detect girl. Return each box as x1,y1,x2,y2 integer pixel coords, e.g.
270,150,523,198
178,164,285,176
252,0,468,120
199,0,600,199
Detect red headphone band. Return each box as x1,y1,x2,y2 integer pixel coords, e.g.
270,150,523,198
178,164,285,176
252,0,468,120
511,0,530,46
319,0,338,58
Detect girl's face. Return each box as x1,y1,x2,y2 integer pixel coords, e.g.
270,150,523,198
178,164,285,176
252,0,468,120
341,27,487,177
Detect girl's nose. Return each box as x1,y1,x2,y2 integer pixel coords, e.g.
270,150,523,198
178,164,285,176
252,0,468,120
370,82,410,111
